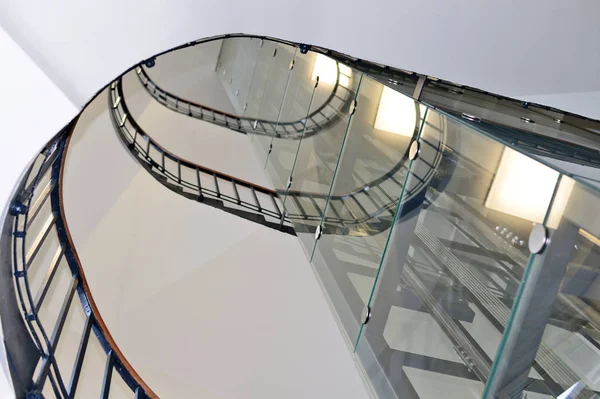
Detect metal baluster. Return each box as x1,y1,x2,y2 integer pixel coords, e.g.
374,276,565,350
27,180,55,229
339,197,358,221
34,247,65,312
376,185,395,205
232,180,241,204
292,195,308,219
177,160,182,183
67,316,92,397
389,175,404,186
309,196,323,218
363,189,395,216
251,187,261,211
270,194,282,221
100,350,115,399
328,199,343,222
350,194,370,218
25,215,57,270
161,152,165,172
214,174,220,197
196,169,204,201
35,279,77,389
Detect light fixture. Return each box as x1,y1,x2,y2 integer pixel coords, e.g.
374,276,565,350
374,86,418,137
485,148,560,223
311,54,350,86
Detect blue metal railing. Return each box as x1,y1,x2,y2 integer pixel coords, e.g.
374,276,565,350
5,126,156,399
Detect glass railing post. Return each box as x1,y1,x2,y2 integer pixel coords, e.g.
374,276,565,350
251,44,295,162
278,73,320,210
354,108,429,354
484,175,600,399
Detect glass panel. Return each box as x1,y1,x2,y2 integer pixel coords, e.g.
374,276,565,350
250,44,296,161
281,56,362,257
243,40,278,121
357,108,555,399
216,37,261,114
419,79,600,153
264,50,320,191
487,176,600,399
310,76,426,342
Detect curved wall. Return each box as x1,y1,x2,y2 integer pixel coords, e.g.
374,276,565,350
1,3,600,394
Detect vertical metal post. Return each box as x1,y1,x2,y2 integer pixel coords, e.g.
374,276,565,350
484,220,579,399
361,192,425,356
100,351,115,399
413,75,427,101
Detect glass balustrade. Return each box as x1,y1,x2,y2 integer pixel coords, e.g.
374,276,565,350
229,36,600,399
262,50,320,191
278,61,361,256
4,36,600,399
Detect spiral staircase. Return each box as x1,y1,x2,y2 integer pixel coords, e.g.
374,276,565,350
2,35,600,399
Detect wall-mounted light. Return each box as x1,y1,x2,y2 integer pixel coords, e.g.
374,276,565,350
374,86,418,137
485,148,559,223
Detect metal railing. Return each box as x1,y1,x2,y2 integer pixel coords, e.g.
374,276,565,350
121,66,444,237
136,61,353,139
5,125,157,399
109,78,294,233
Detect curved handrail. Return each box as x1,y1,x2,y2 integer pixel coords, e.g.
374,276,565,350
282,109,444,234
10,124,157,399
132,37,442,233
136,55,353,139
110,78,294,233
6,124,157,398
122,65,444,235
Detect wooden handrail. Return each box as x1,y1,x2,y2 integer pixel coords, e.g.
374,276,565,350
59,130,159,399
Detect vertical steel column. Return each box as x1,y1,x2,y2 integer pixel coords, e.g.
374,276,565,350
484,220,579,399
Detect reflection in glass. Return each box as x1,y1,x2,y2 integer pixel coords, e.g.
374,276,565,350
264,51,320,191
485,148,560,224
251,45,297,162
310,76,425,344
279,55,362,257
486,177,600,399
374,86,419,137
356,109,560,399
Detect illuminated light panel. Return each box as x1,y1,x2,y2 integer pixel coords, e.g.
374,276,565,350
485,148,559,223
312,54,339,85
374,86,417,137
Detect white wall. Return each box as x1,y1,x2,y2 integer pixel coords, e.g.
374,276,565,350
63,87,142,249
62,125,370,397
2,1,600,116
